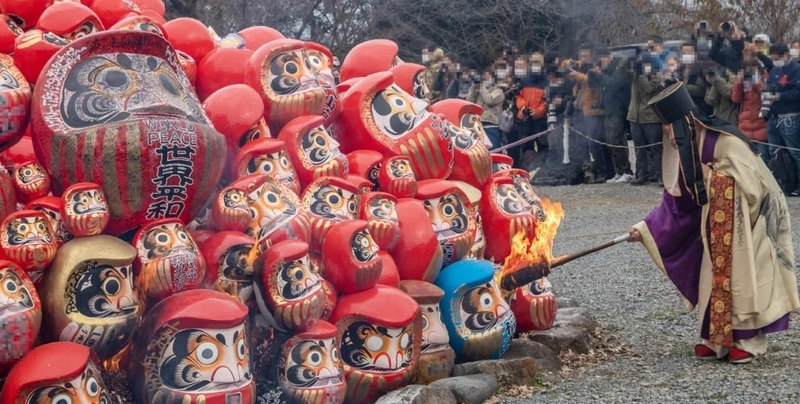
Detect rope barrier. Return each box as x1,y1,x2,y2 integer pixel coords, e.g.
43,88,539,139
494,123,800,153
489,126,558,153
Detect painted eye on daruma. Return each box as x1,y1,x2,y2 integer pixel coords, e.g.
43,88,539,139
53,394,72,404
366,335,383,351
284,62,299,75
102,69,129,89
195,342,219,365
102,277,120,296
480,292,493,309
86,377,99,397
237,339,246,360
308,350,322,366
3,280,16,293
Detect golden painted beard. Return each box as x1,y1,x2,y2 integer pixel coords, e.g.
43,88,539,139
138,252,203,303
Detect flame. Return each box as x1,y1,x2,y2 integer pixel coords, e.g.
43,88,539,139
497,198,565,295
245,242,262,270
103,345,131,373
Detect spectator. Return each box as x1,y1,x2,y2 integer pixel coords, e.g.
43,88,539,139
512,55,548,169
446,64,463,100
681,44,714,117
732,59,769,164
704,62,739,125
422,48,449,103
765,43,800,196
332,56,341,85
545,67,572,162
626,58,663,186
599,50,634,183
753,34,771,55
710,21,745,72
578,43,593,67
570,57,614,182
647,36,666,71
468,70,506,149
791,40,800,60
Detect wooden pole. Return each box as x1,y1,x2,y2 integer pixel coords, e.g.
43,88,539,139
500,234,629,291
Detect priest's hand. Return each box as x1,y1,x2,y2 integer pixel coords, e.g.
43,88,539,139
628,227,642,243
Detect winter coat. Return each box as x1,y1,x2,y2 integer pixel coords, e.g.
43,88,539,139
731,80,768,141
571,70,605,116
626,73,663,124
766,60,800,117
515,85,546,121
705,76,739,125
467,83,506,125
599,62,631,118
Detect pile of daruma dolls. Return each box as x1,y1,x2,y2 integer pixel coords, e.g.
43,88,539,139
0,0,559,403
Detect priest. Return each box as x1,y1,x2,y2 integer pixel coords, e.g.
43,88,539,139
628,83,800,364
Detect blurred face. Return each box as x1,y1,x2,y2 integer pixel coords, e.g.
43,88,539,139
755,40,768,50
666,57,678,72
599,55,611,68
513,59,527,77
770,53,788,63
579,49,592,63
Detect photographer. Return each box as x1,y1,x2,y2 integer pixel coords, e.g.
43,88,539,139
626,55,664,186
681,43,714,117
765,43,800,196
570,54,615,182
704,62,739,125
512,55,548,169
467,70,506,149
732,59,769,164
445,63,464,100
600,50,634,183
709,20,746,72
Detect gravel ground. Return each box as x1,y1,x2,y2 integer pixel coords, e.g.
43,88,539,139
505,182,800,403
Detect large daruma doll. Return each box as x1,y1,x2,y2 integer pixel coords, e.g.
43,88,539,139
245,39,339,133
30,31,226,238
337,71,453,180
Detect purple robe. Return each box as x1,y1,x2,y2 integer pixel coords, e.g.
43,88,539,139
643,132,789,339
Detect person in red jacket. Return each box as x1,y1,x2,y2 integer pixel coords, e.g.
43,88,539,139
732,60,769,164
512,56,548,169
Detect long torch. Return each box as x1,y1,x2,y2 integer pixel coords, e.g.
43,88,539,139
500,233,630,292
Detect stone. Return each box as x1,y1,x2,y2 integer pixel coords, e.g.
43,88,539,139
375,384,457,404
502,339,563,375
452,357,537,386
556,297,579,308
552,307,598,332
430,374,499,404
529,325,591,354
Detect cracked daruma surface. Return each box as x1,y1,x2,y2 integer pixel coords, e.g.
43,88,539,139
30,30,225,237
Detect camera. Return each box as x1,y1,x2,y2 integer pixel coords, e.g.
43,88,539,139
547,102,557,128
721,21,733,32
760,90,776,119
698,20,708,32
743,71,754,82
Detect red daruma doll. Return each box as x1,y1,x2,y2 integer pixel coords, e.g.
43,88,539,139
337,71,454,180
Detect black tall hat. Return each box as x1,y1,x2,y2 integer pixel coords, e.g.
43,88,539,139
648,83,708,205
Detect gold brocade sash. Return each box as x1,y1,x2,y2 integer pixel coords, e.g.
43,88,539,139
708,172,734,346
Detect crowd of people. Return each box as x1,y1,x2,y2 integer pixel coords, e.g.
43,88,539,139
419,22,800,193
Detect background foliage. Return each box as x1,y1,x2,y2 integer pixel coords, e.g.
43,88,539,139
165,0,800,67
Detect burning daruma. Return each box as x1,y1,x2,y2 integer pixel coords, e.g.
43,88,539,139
30,31,226,237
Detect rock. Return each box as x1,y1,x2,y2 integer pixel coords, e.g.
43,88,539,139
430,374,499,404
452,357,537,386
502,339,563,375
553,307,598,332
556,297,579,308
375,384,457,404
529,325,591,354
